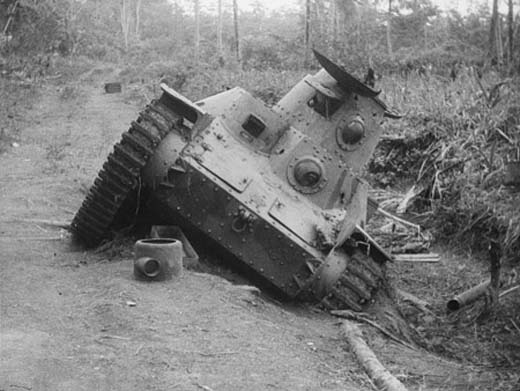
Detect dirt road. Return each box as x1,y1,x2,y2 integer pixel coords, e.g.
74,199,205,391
0,74,508,391
0,78,375,391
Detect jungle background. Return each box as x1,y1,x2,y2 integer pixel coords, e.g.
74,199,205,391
2,0,519,260
1,0,520,390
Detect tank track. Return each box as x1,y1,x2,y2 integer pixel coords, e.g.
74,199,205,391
71,99,180,247
320,247,386,311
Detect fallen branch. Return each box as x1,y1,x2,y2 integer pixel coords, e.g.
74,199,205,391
500,284,520,299
494,127,514,145
396,289,433,314
376,207,421,236
99,334,131,340
396,185,421,214
135,344,144,355
392,253,437,258
341,320,409,391
331,310,416,350
393,253,440,263
195,384,214,391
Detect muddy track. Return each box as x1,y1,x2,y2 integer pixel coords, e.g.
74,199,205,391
71,100,179,247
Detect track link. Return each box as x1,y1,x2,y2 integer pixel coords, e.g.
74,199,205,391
320,248,386,311
71,100,179,247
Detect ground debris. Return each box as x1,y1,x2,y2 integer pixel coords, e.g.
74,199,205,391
341,320,409,391
332,310,416,351
393,253,440,263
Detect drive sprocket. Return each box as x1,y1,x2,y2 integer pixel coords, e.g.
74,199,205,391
320,247,386,311
71,100,180,247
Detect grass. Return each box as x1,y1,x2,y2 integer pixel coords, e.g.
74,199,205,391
370,69,520,390
119,60,306,108
374,69,520,264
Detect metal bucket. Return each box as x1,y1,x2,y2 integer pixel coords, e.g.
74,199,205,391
134,238,183,281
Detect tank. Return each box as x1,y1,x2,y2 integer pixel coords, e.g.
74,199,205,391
71,50,400,311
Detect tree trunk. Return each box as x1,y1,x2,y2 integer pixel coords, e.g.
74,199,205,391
331,0,337,45
135,0,142,39
120,0,131,52
489,0,499,65
172,0,184,48
485,240,502,317
507,0,514,68
314,0,324,42
498,15,504,61
233,0,241,66
194,0,200,67
386,0,393,57
304,0,311,67
217,0,224,65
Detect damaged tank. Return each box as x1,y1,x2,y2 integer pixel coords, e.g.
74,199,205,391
71,50,400,311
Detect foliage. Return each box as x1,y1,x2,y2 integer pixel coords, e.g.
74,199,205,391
371,70,520,264
1,0,518,75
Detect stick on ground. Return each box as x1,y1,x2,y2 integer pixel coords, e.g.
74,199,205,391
500,284,520,299
396,289,433,314
376,207,422,236
341,320,408,391
332,310,416,350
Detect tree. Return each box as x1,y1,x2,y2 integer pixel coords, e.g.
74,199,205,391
217,0,223,65
304,0,311,66
194,0,200,66
135,0,141,38
330,0,338,45
232,0,240,66
120,0,132,51
386,0,393,56
488,0,501,65
507,0,513,68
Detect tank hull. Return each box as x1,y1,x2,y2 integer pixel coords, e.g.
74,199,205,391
147,158,384,309
71,52,397,311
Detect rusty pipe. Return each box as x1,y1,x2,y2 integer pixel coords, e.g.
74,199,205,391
447,280,490,311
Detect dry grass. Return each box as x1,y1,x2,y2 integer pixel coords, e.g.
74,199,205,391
119,61,305,107
373,69,520,265
369,70,520,390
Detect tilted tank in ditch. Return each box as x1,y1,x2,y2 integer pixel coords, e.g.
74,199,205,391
71,50,399,311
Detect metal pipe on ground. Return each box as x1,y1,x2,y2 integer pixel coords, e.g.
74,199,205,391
447,280,490,311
